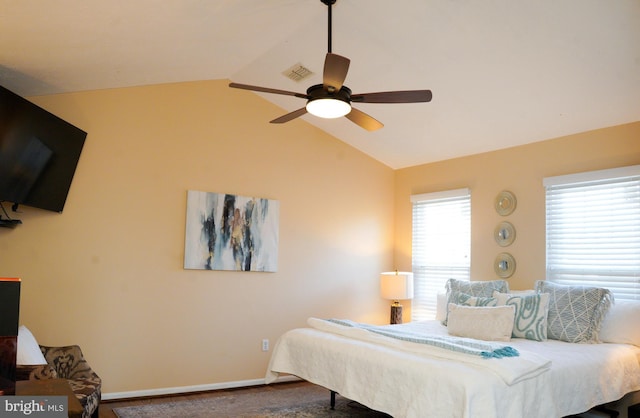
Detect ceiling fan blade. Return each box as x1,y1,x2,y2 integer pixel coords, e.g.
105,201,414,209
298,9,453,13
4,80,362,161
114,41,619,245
323,53,350,92
270,108,308,124
229,83,309,99
351,90,433,104
345,108,384,131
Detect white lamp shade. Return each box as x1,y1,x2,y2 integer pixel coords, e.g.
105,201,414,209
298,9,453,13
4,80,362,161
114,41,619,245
380,272,414,301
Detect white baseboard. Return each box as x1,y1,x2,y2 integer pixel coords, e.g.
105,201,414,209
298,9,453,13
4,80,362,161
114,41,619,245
102,375,300,401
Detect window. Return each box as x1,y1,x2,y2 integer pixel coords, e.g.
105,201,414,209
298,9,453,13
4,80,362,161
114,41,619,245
411,188,471,320
544,165,640,301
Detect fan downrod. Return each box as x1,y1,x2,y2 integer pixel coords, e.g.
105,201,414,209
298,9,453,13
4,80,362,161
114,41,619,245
321,0,337,53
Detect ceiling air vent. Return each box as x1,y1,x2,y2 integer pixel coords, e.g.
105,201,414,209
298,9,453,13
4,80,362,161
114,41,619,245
282,63,314,82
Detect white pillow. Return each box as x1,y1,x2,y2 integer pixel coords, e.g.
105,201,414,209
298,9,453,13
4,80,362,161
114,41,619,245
446,303,515,342
435,293,447,321
599,300,640,347
17,325,47,365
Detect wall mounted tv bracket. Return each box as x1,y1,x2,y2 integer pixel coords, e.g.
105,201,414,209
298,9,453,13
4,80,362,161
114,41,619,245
0,202,22,228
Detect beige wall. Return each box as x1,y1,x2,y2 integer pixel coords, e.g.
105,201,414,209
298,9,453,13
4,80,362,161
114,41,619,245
394,122,640,306
2,78,638,396
0,80,395,394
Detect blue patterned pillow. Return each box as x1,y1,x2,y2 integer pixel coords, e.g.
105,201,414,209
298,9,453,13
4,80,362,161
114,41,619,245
494,291,550,341
445,278,509,298
442,279,509,325
534,280,613,343
443,292,498,326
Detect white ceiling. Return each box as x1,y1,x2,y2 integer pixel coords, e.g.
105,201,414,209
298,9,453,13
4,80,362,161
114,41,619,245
1,0,639,169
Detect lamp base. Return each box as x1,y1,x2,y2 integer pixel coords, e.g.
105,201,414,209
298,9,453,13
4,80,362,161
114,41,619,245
390,304,403,325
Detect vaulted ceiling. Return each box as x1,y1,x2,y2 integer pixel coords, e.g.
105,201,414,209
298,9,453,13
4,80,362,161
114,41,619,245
1,0,638,168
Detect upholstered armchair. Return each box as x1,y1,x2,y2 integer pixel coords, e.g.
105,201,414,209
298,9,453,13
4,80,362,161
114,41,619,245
16,343,101,418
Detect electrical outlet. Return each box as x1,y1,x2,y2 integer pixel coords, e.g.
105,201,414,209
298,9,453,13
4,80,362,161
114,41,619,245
262,339,269,352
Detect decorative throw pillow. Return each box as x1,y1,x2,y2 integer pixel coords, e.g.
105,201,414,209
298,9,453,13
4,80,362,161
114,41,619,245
506,289,536,296
443,292,498,326
442,279,508,325
599,300,640,347
447,304,516,342
493,291,550,341
534,280,613,344
445,278,510,298
17,325,47,365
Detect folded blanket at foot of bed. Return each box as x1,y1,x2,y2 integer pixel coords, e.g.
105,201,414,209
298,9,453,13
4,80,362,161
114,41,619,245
325,318,520,358
307,317,551,385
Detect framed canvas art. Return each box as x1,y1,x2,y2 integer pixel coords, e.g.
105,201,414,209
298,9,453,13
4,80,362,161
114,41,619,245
184,191,279,272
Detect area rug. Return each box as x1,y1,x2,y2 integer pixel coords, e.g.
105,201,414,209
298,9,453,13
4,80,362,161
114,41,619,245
113,384,390,418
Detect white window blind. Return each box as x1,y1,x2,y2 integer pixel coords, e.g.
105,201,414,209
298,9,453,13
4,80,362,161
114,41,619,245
544,165,640,301
411,188,471,320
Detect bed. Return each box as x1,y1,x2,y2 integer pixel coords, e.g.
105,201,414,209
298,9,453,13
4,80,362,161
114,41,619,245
265,281,640,418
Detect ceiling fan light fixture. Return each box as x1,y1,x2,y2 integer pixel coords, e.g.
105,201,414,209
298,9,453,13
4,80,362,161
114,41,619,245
228,0,431,130
306,98,351,118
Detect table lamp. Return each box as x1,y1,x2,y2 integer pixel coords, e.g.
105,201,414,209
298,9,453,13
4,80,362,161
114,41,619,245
380,271,414,324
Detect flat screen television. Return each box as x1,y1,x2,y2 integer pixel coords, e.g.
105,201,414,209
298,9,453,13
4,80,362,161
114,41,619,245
0,85,87,214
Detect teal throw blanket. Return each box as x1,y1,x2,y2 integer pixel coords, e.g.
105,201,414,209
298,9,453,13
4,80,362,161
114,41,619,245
327,319,519,359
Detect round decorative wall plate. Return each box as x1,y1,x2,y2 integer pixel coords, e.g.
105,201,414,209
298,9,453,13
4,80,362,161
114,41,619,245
495,191,517,216
494,221,516,247
494,252,516,278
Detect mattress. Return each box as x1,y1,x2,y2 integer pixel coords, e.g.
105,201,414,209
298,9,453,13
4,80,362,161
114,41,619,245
266,319,640,418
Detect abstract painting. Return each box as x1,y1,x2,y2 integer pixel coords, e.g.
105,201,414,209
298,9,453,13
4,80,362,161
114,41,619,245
184,190,279,272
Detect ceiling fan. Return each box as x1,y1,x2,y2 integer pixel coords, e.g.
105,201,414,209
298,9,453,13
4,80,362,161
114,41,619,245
229,0,432,131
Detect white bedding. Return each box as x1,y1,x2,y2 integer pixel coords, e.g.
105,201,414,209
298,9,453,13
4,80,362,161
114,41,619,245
306,318,551,385
266,319,640,418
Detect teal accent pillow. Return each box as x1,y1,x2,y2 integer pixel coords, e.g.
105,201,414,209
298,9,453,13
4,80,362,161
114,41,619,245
443,292,498,326
452,292,498,307
534,280,613,343
445,278,509,298
442,279,509,325
494,291,550,341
